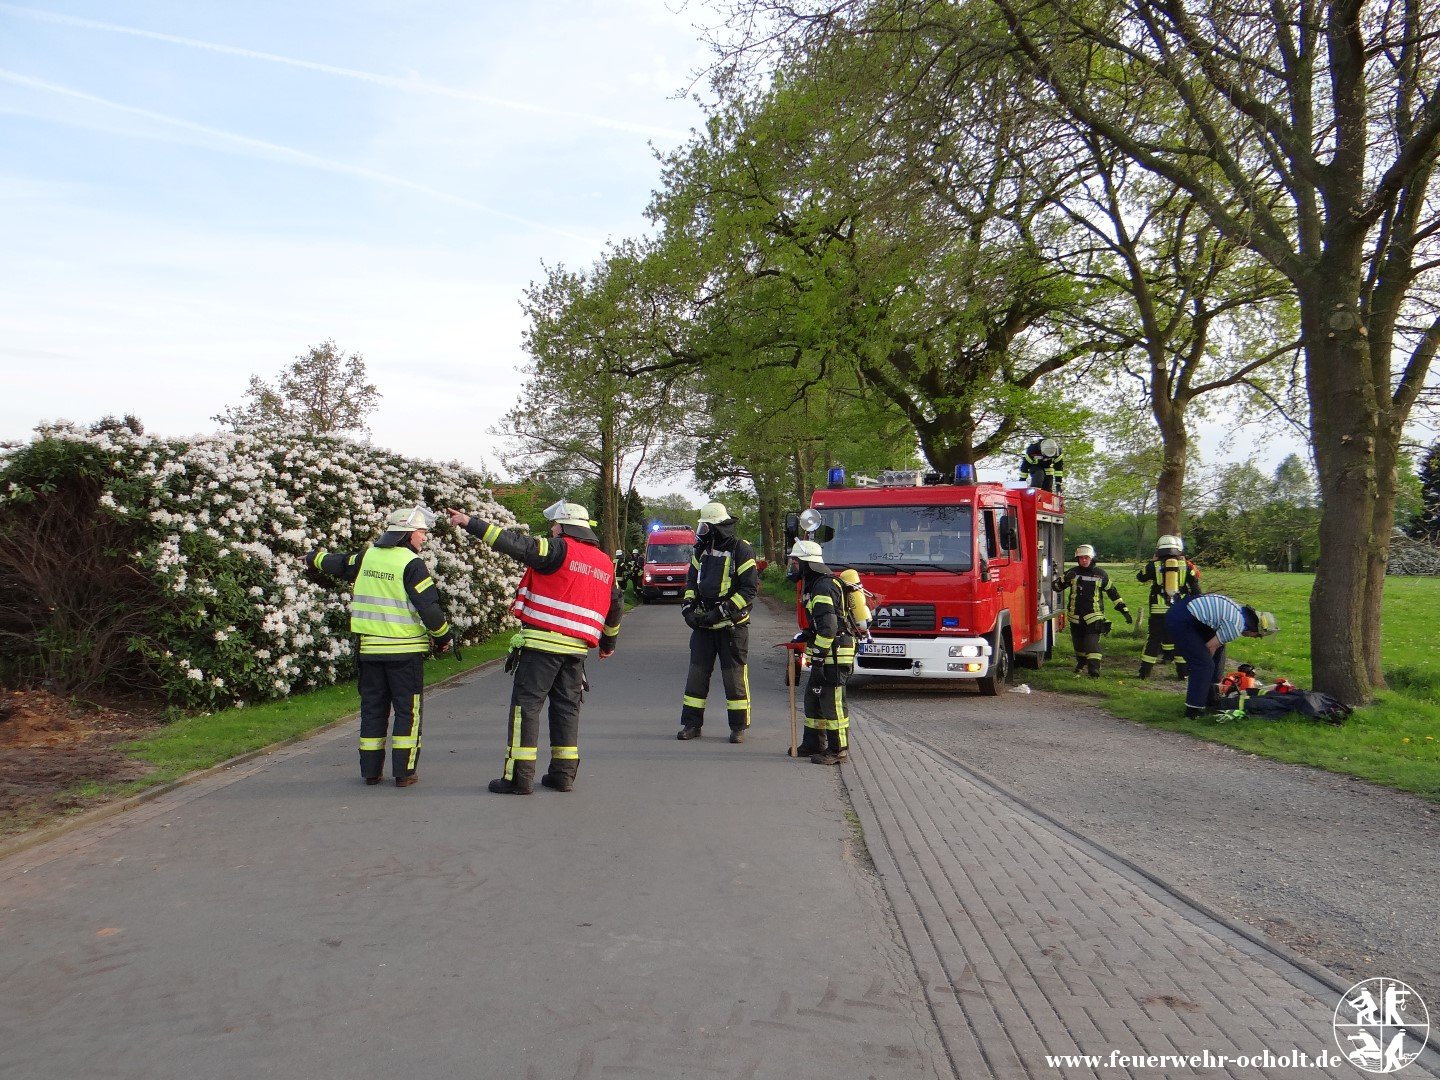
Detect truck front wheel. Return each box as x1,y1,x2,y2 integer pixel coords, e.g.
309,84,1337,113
977,629,1012,696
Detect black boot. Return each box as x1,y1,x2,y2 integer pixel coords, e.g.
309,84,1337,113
1174,663,1188,680
796,728,823,756
1137,662,1153,679
1185,705,1205,719
540,772,573,792
1073,661,1085,674
812,730,846,765
489,762,534,794
1087,659,1101,678
676,725,702,741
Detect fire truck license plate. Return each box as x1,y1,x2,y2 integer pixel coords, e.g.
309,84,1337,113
862,643,906,656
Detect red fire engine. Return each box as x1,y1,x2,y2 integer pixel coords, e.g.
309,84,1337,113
790,466,1065,692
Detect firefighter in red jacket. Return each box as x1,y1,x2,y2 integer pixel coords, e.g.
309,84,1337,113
1136,534,1202,679
305,506,453,787
447,500,622,794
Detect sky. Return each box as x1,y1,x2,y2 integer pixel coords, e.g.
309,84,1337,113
0,1,1357,505
0,0,711,488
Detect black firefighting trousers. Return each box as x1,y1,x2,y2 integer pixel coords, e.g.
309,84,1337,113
357,655,424,780
1140,612,1186,674
680,624,751,731
1069,621,1104,676
801,666,850,754
501,648,586,786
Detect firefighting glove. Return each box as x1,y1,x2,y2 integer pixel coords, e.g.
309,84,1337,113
1119,606,1134,625
792,630,814,645
431,630,455,656
681,603,700,631
696,606,726,629
502,632,524,673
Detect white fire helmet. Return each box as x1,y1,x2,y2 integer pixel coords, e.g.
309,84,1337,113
1038,437,1061,458
1157,534,1184,553
787,539,826,564
384,506,437,531
698,501,730,526
1074,544,1096,559
542,499,591,528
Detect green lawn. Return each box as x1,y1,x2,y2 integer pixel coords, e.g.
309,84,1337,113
767,563,1438,799
1025,568,1440,800
66,633,516,807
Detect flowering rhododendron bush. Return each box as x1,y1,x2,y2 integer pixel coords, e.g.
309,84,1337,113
0,424,522,707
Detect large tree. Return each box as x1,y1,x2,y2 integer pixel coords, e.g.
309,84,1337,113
992,0,1440,701
711,0,1440,701
501,244,696,554
214,340,380,436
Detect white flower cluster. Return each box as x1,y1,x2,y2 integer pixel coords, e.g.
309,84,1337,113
1,425,523,706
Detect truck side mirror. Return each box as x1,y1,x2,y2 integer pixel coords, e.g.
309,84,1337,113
784,512,799,550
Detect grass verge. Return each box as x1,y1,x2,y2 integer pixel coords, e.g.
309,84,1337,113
91,633,514,803
1022,568,1440,801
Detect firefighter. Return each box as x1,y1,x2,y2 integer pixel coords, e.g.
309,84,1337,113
1136,534,1202,679
626,548,642,599
446,500,621,794
1165,593,1278,718
788,540,857,764
305,506,453,787
1019,437,1064,493
677,501,760,743
1053,544,1132,677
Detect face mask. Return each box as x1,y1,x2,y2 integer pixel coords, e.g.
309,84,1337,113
696,522,710,538
786,561,803,582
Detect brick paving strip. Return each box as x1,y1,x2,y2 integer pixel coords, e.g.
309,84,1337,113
844,711,1440,1080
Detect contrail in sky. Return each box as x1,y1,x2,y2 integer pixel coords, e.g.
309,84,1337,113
0,68,600,244
0,2,690,141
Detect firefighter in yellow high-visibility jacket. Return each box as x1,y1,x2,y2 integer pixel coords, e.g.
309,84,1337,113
306,506,453,787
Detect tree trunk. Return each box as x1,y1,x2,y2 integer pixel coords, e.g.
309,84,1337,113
1154,420,1188,539
1363,433,1401,689
1305,283,1380,705
597,421,618,556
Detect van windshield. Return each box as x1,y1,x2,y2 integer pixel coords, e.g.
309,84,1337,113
817,505,973,572
646,543,693,564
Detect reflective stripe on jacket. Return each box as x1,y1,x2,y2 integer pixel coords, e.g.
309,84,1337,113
511,541,615,650
350,546,429,656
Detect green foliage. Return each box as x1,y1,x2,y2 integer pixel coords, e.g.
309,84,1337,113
213,340,380,436
1189,457,1320,570
1411,441,1440,541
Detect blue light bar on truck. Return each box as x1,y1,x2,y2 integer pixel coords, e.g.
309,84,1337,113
827,467,846,488
953,463,976,485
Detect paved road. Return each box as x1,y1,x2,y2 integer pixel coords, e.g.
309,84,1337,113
846,677,1440,1008
1,599,1436,1079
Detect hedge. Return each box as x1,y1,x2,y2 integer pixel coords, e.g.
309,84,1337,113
0,424,523,708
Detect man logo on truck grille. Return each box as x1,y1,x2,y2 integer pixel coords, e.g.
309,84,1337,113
1333,979,1429,1073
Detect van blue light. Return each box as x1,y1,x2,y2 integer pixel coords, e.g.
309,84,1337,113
954,463,976,485
827,467,846,488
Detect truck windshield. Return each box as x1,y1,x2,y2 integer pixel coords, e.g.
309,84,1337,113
647,544,693,563
817,505,973,572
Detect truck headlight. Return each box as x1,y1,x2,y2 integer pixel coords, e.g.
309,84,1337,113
948,645,981,657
